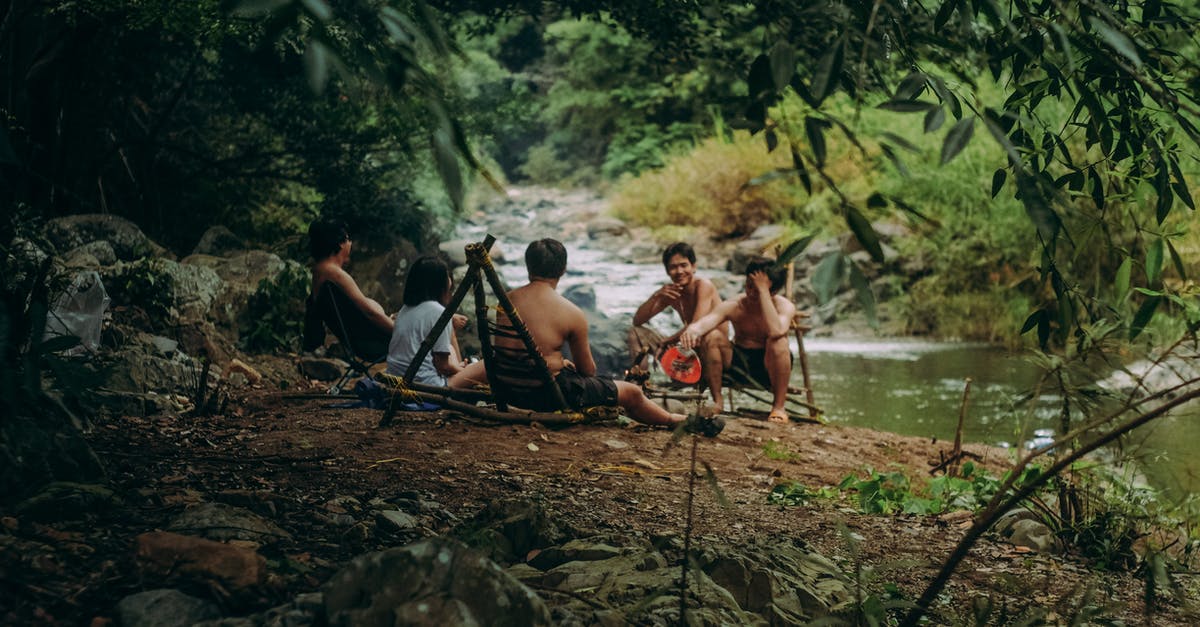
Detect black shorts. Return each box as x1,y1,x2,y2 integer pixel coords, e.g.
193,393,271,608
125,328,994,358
556,368,619,410
724,345,792,390
498,368,618,412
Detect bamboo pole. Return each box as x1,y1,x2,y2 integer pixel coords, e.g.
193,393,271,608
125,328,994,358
394,387,594,425
473,266,508,410
401,234,496,385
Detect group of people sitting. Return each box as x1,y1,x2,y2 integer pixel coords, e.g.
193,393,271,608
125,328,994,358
307,219,797,428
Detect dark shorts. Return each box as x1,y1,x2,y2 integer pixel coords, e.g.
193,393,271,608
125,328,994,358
501,368,618,412
724,345,792,390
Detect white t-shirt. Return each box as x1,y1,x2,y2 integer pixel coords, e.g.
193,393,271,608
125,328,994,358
386,301,452,386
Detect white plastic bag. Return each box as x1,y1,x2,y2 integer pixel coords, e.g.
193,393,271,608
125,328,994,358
43,270,110,355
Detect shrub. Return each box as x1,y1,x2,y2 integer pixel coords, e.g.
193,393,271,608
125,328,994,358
240,263,310,353
610,131,796,238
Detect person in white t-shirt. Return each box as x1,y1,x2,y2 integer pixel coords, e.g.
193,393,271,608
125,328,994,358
386,255,467,386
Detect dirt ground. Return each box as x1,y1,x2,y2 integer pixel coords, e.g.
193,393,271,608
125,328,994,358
2,367,1196,625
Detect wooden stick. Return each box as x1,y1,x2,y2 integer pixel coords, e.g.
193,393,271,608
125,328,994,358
402,235,496,384
949,377,972,477
794,321,816,418
392,388,597,426
473,265,506,410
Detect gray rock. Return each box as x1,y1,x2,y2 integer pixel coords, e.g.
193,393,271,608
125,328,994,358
168,502,291,543
44,214,167,261
117,589,220,627
376,510,420,531
587,217,629,239
1007,518,1062,554
323,537,552,627
193,225,247,256
14,482,121,521
439,239,505,269
61,240,118,267
528,540,623,570
298,357,347,381
563,283,597,312
148,335,179,356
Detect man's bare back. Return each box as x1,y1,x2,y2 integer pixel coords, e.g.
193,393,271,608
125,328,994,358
497,280,595,377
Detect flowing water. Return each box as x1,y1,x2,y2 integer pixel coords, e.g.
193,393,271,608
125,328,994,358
458,190,1200,502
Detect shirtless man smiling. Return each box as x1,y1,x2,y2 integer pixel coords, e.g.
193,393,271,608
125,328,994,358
627,242,727,389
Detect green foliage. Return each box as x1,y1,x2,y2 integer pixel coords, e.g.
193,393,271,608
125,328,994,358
241,263,310,353
768,481,836,507
108,259,175,325
610,132,797,238
837,463,1045,516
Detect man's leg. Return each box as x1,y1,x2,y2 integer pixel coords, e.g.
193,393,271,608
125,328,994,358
700,329,732,413
615,381,684,426
763,335,792,422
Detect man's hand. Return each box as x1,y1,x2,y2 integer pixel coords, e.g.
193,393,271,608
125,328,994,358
679,328,700,350
747,270,771,297
451,313,469,331
655,283,683,303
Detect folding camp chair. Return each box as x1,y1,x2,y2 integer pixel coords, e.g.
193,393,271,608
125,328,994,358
303,281,391,394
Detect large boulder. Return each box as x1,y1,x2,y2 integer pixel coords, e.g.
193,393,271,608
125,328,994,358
167,502,292,544
322,537,552,627
192,225,247,257
347,239,421,313
43,214,168,261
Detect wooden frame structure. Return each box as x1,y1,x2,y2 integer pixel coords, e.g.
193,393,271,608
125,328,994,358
378,235,592,427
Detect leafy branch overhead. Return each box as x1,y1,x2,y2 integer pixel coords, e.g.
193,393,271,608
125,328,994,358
745,0,1199,344
231,0,502,212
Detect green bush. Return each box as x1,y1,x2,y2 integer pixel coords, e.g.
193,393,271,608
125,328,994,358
240,263,309,353
610,131,797,238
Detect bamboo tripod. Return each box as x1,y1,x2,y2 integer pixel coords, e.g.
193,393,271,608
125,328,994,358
378,234,575,427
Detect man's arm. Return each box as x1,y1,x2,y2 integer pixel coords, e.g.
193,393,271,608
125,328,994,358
748,271,793,339
330,269,393,333
678,300,736,349
432,352,463,378
632,284,681,326
565,307,597,376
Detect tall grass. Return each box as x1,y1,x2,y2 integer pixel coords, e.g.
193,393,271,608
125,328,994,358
609,131,798,239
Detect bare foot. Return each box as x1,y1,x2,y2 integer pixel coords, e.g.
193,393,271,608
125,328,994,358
767,410,789,424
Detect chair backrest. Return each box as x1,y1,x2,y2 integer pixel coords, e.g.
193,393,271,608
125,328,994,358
308,281,390,362
485,319,568,412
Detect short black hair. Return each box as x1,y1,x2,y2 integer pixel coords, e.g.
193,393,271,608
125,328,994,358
308,219,349,260
745,256,786,293
525,238,567,279
661,242,696,267
402,255,452,307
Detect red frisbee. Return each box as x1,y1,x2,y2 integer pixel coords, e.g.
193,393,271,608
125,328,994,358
660,346,702,384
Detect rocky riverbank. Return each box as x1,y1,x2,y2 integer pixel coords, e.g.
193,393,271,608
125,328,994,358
3,189,1196,625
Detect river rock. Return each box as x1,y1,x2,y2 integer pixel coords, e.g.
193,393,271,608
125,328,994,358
452,498,565,564
348,238,421,313
323,537,552,627
135,531,267,594
116,589,221,627
299,357,347,381
587,217,629,239
440,238,506,268
14,482,121,521
44,214,169,261
562,283,597,312
167,502,291,544
193,225,247,257
1006,519,1062,554
61,240,118,268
